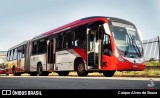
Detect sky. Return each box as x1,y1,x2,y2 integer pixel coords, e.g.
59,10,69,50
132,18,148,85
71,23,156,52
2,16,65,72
0,0,160,51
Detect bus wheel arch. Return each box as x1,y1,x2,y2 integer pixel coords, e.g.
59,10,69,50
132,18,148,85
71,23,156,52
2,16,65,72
74,57,88,76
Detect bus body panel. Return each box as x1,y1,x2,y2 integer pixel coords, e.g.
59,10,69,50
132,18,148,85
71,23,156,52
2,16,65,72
73,48,87,62
116,61,145,71
101,54,144,71
55,49,80,71
30,54,47,71
6,59,25,74
47,63,54,70
6,60,16,74
17,58,25,72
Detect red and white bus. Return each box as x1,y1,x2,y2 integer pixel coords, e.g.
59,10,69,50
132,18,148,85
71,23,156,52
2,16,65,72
5,16,145,76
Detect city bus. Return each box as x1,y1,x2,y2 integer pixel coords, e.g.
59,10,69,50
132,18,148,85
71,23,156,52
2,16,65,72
5,16,145,76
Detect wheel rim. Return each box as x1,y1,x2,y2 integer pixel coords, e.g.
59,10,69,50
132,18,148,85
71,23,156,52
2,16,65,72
37,66,42,75
78,64,84,72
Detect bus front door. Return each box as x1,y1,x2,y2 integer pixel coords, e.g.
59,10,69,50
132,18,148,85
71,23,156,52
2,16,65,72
87,28,102,69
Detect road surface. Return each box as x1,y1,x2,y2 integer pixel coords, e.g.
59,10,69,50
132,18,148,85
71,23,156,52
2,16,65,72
0,76,159,89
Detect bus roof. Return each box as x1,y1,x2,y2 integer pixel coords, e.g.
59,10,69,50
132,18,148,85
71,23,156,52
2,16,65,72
8,40,28,51
32,16,134,41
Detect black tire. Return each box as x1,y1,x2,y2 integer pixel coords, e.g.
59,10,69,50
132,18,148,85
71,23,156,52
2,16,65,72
12,67,21,76
77,61,88,76
30,72,37,76
37,63,43,76
12,67,16,76
103,71,115,77
42,72,49,76
57,71,69,76
37,63,49,76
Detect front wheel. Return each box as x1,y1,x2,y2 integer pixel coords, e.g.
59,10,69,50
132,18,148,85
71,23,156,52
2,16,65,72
77,61,88,76
103,71,115,77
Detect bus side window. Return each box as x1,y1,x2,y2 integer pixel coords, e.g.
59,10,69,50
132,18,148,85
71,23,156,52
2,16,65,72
63,30,75,49
18,47,22,59
68,31,75,48
56,33,63,50
9,50,13,61
75,25,86,48
7,51,10,61
13,48,17,60
63,32,68,49
74,40,78,46
22,45,25,58
38,39,47,54
32,41,38,55
103,34,112,56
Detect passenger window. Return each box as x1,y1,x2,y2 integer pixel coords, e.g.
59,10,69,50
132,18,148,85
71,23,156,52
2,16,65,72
13,49,17,60
22,45,25,58
38,39,47,54
32,41,38,55
7,51,10,61
9,50,13,61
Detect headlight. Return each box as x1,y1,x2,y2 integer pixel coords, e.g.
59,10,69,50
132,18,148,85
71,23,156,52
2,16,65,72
118,55,124,62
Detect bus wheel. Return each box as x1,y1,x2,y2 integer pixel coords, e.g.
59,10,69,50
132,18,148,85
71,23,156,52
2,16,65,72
103,71,115,77
42,72,49,76
37,63,43,76
30,72,37,76
57,71,69,76
77,61,88,76
12,67,21,76
12,67,16,76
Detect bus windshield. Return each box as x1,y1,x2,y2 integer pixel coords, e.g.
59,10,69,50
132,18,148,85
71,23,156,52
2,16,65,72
110,21,142,58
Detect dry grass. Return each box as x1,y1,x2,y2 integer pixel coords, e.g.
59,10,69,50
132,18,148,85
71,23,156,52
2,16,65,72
114,69,160,77
145,61,160,66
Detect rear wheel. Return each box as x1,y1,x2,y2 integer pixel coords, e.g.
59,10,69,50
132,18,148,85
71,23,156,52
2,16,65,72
37,63,49,76
77,61,88,76
103,71,115,77
12,67,21,76
12,67,16,76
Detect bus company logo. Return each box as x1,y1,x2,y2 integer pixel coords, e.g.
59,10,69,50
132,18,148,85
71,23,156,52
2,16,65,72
133,60,136,64
2,90,11,95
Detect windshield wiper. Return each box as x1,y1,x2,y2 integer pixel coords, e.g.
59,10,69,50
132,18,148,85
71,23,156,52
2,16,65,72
130,36,141,57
